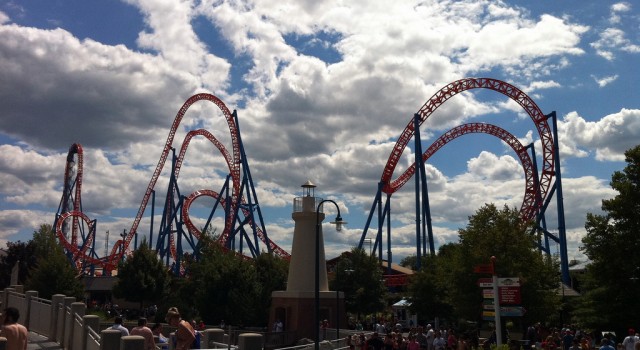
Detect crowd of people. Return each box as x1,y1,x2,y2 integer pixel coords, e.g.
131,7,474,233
3,302,638,350
524,324,640,350
0,303,210,350
344,322,640,350
346,323,478,350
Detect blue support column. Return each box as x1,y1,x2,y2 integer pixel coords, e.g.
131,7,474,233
548,112,570,284
414,114,422,269
150,190,155,248
413,113,435,267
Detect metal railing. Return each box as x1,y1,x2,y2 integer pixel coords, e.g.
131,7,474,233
87,326,102,350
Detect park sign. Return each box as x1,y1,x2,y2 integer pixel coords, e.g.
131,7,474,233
499,286,521,304
482,310,495,321
499,306,526,317
498,277,520,287
482,289,494,299
482,298,495,310
477,277,493,288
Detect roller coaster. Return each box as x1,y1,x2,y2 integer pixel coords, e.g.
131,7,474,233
358,78,570,284
53,78,569,284
53,93,290,275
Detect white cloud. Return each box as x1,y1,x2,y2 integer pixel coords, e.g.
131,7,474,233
467,151,522,181
0,24,203,150
591,27,640,60
0,11,9,24
591,74,619,87
457,14,587,74
525,80,561,92
559,110,640,161
0,210,51,246
125,0,231,92
609,2,631,24
612,2,631,12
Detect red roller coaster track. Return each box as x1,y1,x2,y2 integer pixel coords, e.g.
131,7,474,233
107,93,242,268
55,143,113,269
55,93,289,272
381,78,554,207
395,122,539,221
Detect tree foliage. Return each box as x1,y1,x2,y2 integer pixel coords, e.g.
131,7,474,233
181,233,289,327
254,252,289,321
406,204,560,325
331,248,387,319
25,224,84,299
113,239,170,310
577,145,640,333
0,240,35,288
407,253,452,322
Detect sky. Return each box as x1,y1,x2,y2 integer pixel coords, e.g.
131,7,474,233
0,0,638,267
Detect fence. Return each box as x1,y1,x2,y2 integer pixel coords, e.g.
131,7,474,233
0,286,265,350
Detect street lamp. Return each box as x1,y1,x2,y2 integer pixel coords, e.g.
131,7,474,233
315,200,346,350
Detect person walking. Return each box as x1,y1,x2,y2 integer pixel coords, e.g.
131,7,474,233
130,317,155,350
0,307,28,350
166,307,196,350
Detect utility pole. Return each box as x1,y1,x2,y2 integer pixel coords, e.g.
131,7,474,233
104,230,110,257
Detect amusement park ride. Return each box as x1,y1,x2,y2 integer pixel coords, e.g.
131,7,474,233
53,78,571,285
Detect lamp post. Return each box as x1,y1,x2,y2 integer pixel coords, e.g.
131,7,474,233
315,200,346,350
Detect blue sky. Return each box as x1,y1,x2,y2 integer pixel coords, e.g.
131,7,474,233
0,0,638,266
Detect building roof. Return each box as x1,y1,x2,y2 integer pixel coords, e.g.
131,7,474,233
83,276,118,291
326,253,415,276
380,260,414,275
392,299,411,307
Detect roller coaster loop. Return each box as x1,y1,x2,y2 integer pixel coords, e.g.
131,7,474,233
54,93,289,274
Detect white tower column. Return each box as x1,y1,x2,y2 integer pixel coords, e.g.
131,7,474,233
286,194,328,292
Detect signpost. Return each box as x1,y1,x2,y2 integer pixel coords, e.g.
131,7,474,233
474,257,526,347
490,257,502,347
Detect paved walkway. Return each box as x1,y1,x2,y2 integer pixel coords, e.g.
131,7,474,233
27,332,63,350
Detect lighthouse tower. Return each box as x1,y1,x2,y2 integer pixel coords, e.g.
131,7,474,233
286,180,329,292
270,181,344,342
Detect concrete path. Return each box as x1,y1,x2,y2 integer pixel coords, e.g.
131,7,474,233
27,332,63,350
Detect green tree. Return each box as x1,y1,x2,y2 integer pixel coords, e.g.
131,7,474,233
113,239,170,310
456,204,560,324
185,238,263,326
31,223,58,258
577,145,640,333
254,252,289,322
0,240,35,288
407,204,560,325
407,254,452,323
399,255,418,270
331,248,386,320
26,224,84,299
